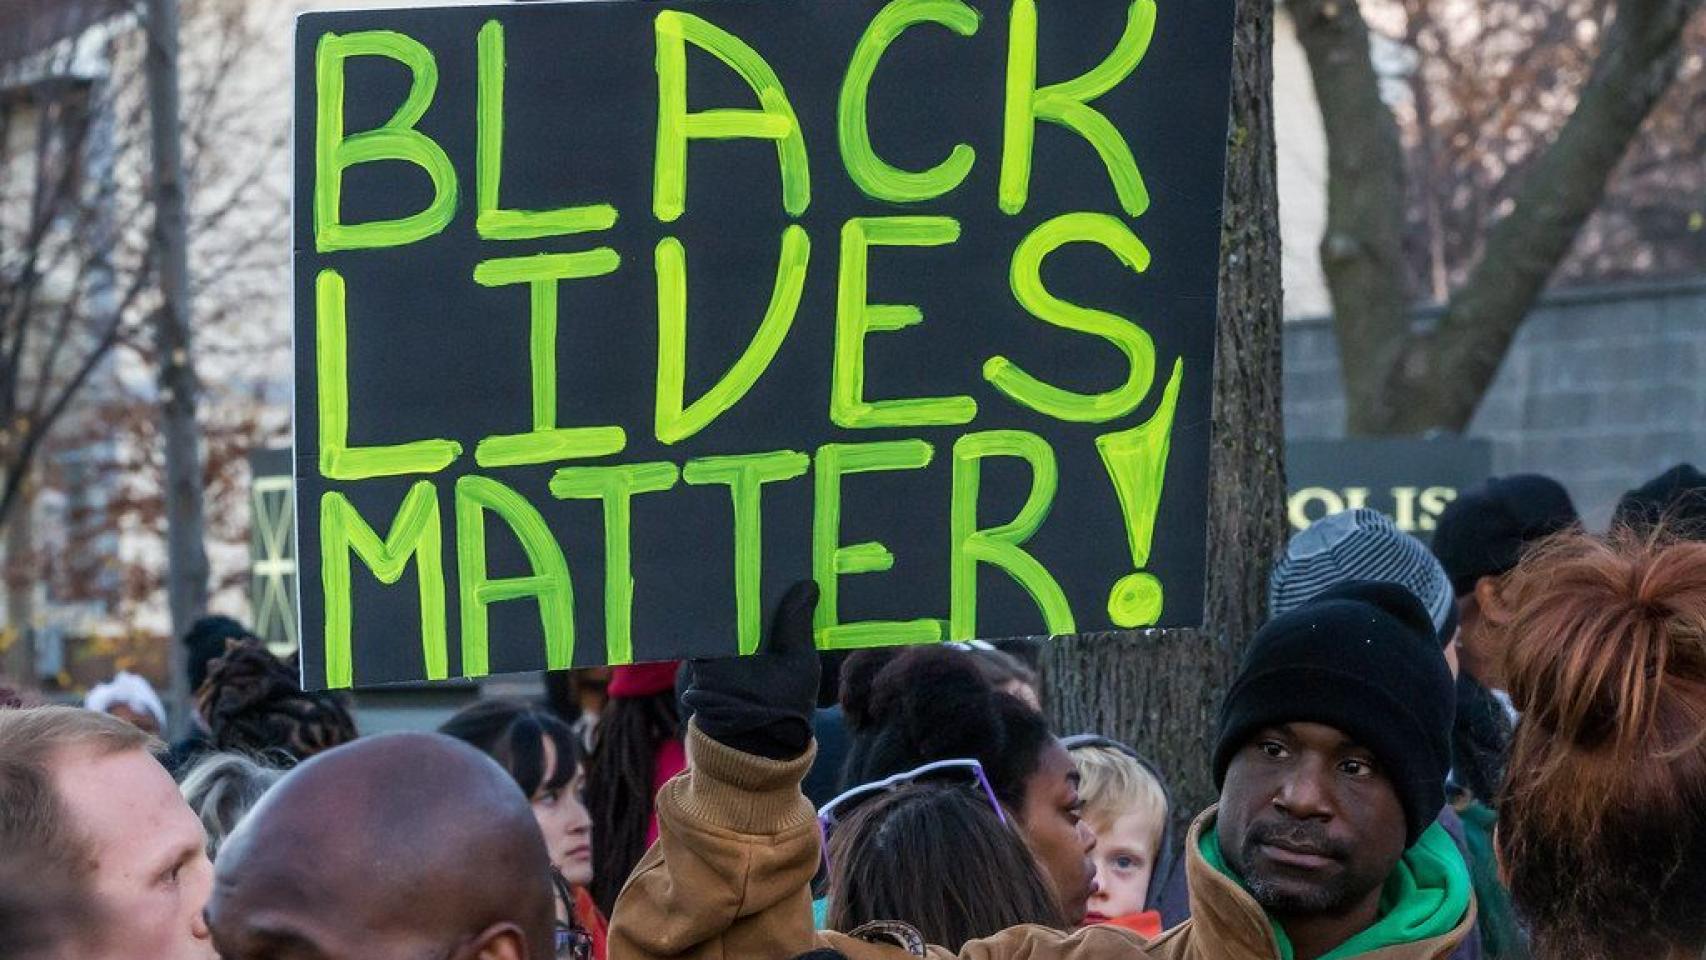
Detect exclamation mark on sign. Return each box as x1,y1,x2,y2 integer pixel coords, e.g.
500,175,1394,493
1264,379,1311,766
1095,358,1184,628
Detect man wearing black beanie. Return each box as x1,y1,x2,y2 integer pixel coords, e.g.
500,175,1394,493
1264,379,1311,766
1201,581,1471,960
603,581,1475,960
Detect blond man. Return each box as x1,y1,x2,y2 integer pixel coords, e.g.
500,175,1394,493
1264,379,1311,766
0,706,216,960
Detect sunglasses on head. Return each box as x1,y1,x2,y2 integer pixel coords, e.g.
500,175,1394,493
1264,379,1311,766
819,757,1009,829
816,758,1009,876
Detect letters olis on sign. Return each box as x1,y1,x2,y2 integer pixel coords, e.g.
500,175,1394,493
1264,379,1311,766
292,0,1235,690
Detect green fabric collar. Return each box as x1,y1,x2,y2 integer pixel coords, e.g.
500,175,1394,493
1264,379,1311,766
1200,820,1470,960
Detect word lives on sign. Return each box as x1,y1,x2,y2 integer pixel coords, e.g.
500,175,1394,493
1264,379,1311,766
292,0,1236,690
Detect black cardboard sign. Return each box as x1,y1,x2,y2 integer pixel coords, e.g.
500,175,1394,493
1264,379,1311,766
292,0,1234,690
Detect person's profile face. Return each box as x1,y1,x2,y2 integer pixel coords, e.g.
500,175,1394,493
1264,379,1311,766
1217,723,1406,919
1455,592,1490,682
1083,811,1159,923
530,734,594,887
52,746,216,960
1017,741,1099,925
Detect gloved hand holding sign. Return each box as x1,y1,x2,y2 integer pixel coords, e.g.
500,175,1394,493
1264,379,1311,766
679,581,821,761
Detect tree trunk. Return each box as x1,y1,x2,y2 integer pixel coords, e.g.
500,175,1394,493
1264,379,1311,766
1382,0,1703,432
144,0,210,732
1288,0,1414,435
1296,0,1704,435
3,475,37,684
1044,0,1286,822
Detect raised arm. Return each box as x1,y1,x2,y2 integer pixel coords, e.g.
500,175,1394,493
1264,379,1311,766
608,582,828,960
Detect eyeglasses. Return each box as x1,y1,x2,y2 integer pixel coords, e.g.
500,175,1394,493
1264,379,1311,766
819,757,1008,829
816,758,1009,878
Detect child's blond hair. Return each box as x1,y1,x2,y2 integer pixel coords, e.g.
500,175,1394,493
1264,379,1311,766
1072,744,1168,839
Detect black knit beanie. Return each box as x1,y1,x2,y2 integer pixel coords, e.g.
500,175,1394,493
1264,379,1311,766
1613,463,1706,538
1214,581,1456,846
1432,474,1578,596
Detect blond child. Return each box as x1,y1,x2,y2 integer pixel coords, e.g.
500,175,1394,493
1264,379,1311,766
1065,736,1171,939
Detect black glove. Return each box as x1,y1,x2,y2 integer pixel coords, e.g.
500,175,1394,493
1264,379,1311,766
679,580,821,760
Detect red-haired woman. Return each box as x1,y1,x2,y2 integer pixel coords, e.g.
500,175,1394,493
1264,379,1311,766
1492,531,1706,960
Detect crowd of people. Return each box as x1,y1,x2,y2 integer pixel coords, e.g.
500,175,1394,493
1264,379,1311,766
3,463,1705,960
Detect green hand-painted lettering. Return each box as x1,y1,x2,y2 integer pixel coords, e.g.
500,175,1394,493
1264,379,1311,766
683,451,810,655
654,11,810,221
999,0,1153,217
473,252,627,467
317,270,462,479
812,440,943,649
987,213,1155,422
833,218,977,429
320,483,447,689
655,226,811,444
477,21,618,241
1097,358,1183,627
949,430,1074,639
455,475,576,678
315,30,457,252
549,463,680,666
838,0,981,203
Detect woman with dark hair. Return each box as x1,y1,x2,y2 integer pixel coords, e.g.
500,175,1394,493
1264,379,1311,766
584,662,684,914
440,697,606,960
1492,531,1706,960
839,646,1096,926
824,781,1066,950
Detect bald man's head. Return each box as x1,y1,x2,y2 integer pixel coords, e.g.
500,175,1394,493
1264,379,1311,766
207,732,555,960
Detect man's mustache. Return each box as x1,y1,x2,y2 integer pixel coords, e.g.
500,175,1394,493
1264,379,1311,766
1244,820,1350,861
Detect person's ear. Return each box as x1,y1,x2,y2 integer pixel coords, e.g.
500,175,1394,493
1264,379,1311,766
456,923,528,960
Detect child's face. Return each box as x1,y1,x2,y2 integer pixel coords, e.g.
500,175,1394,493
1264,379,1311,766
1084,812,1161,923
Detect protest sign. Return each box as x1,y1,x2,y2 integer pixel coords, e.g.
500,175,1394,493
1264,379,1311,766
1287,438,1493,543
293,0,1236,689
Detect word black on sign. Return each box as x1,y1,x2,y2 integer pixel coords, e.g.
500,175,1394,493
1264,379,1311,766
292,0,1236,690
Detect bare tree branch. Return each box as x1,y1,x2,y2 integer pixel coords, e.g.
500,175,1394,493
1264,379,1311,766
1293,0,1704,433
1289,0,1414,428
1387,0,1703,430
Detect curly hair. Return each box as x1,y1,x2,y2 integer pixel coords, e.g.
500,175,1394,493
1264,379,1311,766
841,647,1053,812
197,641,357,763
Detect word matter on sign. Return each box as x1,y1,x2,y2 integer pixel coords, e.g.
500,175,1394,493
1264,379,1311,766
292,0,1235,690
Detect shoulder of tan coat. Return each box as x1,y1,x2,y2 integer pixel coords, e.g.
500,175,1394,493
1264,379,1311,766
823,922,1148,960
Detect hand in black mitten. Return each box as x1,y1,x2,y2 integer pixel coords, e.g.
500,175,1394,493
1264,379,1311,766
679,580,821,760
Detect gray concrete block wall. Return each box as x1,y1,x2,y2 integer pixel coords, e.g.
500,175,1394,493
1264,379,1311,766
1284,278,1706,530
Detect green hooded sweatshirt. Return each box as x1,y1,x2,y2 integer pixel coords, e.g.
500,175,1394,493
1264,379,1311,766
1200,821,1472,960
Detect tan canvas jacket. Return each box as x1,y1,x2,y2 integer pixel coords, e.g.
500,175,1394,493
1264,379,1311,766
609,726,1475,960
